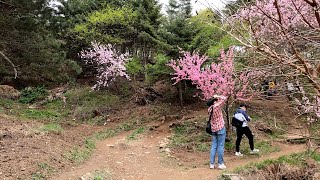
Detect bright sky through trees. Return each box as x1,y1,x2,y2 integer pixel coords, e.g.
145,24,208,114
158,0,233,14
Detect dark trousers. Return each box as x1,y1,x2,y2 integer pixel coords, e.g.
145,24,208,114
236,126,254,152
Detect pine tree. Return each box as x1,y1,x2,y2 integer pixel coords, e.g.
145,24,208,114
163,0,194,58
0,0,80,86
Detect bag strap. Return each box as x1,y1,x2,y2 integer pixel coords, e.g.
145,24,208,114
208,107,214,123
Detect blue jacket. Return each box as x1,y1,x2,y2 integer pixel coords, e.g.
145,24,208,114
234,108,251,127
234,108,250,121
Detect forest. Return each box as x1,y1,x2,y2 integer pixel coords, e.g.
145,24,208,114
0,0,320,179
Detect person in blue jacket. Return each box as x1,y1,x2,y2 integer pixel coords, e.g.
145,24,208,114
233,104,259,156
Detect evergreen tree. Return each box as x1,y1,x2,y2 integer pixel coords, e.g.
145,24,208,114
131,0,168,78
0,0,80,87
163,0,194,58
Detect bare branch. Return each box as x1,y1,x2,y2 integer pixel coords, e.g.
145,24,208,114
0,51,18,79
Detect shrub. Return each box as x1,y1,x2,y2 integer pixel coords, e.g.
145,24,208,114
19,86,48,104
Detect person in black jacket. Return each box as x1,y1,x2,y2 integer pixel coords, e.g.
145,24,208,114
233,104,259,156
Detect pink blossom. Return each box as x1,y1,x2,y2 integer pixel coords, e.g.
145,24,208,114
79,42,130,89
167,48,254,101
233,0,319,39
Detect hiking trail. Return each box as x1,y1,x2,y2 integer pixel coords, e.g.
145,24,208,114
54,122,305,180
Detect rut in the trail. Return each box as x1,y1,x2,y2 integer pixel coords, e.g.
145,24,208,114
53,126,305,180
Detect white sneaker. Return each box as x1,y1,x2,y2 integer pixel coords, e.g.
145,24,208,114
218,164,226,170
209,164,215,169
250,149,260,154
235,152,243,156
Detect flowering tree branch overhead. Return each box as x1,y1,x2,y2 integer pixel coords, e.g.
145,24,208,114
225,0,320,96
79,42,130,90
167,47,254,101
205,0,320,142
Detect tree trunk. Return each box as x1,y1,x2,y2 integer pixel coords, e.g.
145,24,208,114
225,97,231,140
144,57,147,80
178,81,183,107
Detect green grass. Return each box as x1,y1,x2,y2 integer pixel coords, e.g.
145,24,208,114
225,141,235,151
36,162,55,176
93,170,112,180
31,172,45,180
32,162,55,180
233,139,280,156
267,129,285,139
37,123,63,134
168,120,212,152
95,121,138,140
64,137,96,163
21,109,62,120
1,86,123,124
64,87,121,122
65,120,143,163
19,86,48,104
95,129,119,140
127,127,145,140
310,121,320,145
231,151,320,175
0,97,14,108
195,143,210,152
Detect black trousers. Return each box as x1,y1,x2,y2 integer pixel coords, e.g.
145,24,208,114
236,126,254,152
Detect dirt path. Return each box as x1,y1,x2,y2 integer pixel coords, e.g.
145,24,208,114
54,126,305,180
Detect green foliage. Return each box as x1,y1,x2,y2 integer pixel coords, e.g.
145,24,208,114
65,147,93,163
146,53,172,83
31,172,45,180
2,86,123,123
127,127,145,140
0,97,14,109
169,120,211,152
38,162,53,171
19,86,48,104
65,137,96,163
32,162,55,179
72,5,137,44
195,143,210,152
95,129,118,140
126,57,143,78
232,151,320,175
162,0,194,57
207,35,240,57
37,123,63,134
64,87,120,121
95,121,141,140
225,141,236,151
93,170,112,180
0,0,81,85
189,9,225,55
21,109,62,120
310,120,320,142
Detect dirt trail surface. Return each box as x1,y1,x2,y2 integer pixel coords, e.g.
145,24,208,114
54,124,305,180
0,115,102,180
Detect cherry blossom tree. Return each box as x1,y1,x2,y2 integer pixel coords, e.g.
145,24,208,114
168,47,256,133
223,0,320,95
209,0,320,146
228,0,320,116
79,42,130,90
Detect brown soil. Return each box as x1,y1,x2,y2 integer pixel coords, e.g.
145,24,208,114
0,98,309,180
53,121,305,180
0,114,103,180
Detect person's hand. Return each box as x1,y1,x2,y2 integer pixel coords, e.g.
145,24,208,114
213,95,227,100
213,95,222,98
